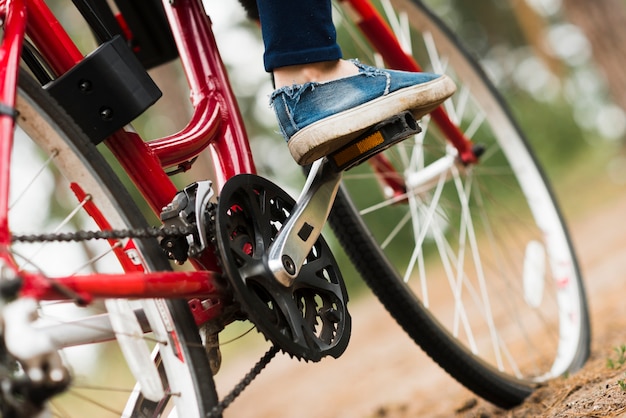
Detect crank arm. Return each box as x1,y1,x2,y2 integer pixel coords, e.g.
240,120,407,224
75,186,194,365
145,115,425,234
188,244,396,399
267,112,423,287
268,158,342,287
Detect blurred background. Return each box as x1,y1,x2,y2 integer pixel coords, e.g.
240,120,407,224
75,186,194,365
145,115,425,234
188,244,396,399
47,0,626,345
41,0,626,416
50,0,626,192
144,0,626,227
192,0,626,292
47,0,626,229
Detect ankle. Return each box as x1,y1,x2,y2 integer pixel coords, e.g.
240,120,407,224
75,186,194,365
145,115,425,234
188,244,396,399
273,59,358,88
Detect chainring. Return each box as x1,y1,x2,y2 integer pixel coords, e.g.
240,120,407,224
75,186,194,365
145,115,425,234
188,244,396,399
214,174,351,362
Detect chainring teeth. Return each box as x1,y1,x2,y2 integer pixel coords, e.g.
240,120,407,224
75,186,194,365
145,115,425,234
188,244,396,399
214,174,351,362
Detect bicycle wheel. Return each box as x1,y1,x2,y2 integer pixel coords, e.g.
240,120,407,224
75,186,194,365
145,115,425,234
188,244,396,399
4,70,217,417
329,0,590,407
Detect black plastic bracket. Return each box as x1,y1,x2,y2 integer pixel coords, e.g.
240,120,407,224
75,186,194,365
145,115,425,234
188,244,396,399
45,35,162,145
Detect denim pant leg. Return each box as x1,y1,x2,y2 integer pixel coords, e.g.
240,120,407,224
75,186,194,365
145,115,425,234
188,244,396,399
256,0,343,72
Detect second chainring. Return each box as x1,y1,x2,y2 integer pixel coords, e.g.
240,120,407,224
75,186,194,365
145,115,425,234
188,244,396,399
214,174,351,362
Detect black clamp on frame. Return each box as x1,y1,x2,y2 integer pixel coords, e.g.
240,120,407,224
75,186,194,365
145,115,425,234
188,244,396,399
45,35,162,145
0,103,17,119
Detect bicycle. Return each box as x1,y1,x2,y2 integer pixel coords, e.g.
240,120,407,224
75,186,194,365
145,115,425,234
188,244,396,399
0,0,590,416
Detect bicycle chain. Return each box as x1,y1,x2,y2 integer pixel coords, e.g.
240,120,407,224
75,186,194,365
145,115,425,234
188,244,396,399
10,224,196,243
207,345,279,418
10,223,278,415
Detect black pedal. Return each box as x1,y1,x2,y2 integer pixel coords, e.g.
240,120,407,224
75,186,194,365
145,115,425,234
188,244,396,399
328,111,422,171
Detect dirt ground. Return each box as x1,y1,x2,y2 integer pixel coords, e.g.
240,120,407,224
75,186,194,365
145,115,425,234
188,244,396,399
214,165,626,418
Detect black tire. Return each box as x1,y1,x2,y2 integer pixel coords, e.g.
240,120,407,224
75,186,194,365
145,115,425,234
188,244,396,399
330,0,590,408
8,70,218,416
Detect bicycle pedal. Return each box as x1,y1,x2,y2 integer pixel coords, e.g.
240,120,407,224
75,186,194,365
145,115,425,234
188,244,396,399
328,111,421,171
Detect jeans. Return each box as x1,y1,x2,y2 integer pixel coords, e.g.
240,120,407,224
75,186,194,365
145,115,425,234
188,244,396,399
256,0,342,72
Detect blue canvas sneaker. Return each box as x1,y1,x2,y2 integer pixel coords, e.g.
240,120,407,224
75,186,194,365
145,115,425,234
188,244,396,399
270,61,456,165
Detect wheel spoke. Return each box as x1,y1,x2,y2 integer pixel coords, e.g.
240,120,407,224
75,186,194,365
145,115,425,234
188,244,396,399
9,148,59,210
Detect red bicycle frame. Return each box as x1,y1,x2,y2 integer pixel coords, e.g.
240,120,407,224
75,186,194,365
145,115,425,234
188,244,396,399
0,0,476,312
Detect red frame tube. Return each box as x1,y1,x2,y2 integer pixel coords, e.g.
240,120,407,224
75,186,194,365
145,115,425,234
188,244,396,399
153,0,256,186
0,0,26,247
71,183,146,274
20,270,220,301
